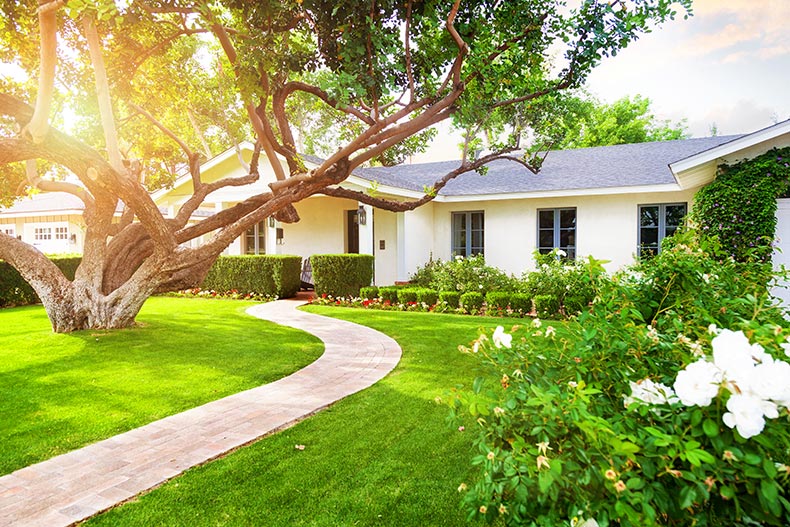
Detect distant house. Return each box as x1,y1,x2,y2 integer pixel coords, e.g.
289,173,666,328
3,120,790,305
0,191,86,254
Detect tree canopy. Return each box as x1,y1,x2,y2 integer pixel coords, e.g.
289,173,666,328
541,94,689,149
0,0,692,331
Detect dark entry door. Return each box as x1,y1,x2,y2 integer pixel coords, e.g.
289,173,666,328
346,210,359,253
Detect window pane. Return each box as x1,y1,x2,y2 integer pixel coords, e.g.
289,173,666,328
665,204,687,226
560,209,576,229
471,230,483,250
560,230,575,248
640,227,658,247
640,206,659,227
539,230,554,248
538,210,554,229
471,212,484,230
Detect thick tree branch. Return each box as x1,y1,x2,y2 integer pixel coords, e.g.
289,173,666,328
82,15,124,174
210,22,287,182
25,1,59,143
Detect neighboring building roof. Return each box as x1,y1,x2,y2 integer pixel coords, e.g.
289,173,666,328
0,192,86,217
351,135,742,196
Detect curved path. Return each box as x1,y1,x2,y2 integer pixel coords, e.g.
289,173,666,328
0,299,401,527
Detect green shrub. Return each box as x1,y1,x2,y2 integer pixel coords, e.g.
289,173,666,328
311,254,374,297
416,288,439,306
533,294,560,318
428,254,516,294
452,230,790,526
359,286,379,300
410,256,443,287
509,292,532,314
0,256,82,307
439,291,460,308
485,291,511,311
459,291,484,313
202,255,302,298
521,249,597,317
378,286,399,304
397,288,418,304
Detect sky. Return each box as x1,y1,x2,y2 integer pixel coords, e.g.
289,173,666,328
421,0,790,161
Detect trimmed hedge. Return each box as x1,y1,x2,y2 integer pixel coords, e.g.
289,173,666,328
378,286,399,304
311,254,374,298
509,293,532,315
485,291,511,311
439,291,460,308
0,256,82,307
359,286,379,300
534,294,561,319
397,288,418,304
460,291,484,313
202,255,302,298
416,288,438,306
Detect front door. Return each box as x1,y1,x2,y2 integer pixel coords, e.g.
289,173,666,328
346,210,359,254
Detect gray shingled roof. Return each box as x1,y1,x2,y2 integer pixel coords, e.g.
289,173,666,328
349,135,743,196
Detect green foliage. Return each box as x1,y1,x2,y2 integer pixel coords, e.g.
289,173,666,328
485,291,511,311
535,94,688,150
521,249,598,317
451,229,790,526
359,286,379,300
397,288,419,304
533,294,560,318
692,147,790,261
0,256,82,307
410,256,443,288
440,291,461,309
378,286,400,304
460,292,484,314
201,255,302,298
311,254,374,298
508,293,532,315
416,288,439,306
427,255,517,295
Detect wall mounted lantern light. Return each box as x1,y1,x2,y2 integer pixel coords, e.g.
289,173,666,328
357,205,367,226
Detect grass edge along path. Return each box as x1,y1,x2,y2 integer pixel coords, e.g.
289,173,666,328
0,296,323,476
85,306,524,527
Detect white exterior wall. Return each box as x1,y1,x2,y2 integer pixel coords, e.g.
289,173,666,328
278,196,358,259
429,188,699,277
373,209,398,285
2,215,84,254
400,204,435,282
773,198,790,310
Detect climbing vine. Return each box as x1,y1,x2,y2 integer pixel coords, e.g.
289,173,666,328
692,147,790,261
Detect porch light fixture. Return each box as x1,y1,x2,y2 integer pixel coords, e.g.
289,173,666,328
357,205,367,226
268,216,275,228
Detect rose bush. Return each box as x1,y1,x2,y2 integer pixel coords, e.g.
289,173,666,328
450,229,790,526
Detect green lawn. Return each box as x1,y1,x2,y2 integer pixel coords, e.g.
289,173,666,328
0,297,323,475
86,306,521,527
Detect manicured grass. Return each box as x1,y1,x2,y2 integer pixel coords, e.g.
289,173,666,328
0,297,322,476
87,307,522,527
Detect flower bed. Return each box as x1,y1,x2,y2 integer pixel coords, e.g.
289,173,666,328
166,288,275,302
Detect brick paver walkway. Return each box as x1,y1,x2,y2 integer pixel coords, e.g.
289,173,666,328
0,299,401,527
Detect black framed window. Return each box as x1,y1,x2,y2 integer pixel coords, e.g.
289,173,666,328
537,208,576,259
638,203,687,257
244,220,267,255
452,211,484,257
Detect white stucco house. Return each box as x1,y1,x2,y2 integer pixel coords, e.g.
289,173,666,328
2,120,789,304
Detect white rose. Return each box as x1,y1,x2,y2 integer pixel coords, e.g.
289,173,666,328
492,326,512,349
722,394,767,439
673,359,722,407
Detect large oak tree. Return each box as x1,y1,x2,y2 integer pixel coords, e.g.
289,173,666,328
0,0,691,332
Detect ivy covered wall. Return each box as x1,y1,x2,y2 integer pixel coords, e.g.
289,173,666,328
691,147,790,261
